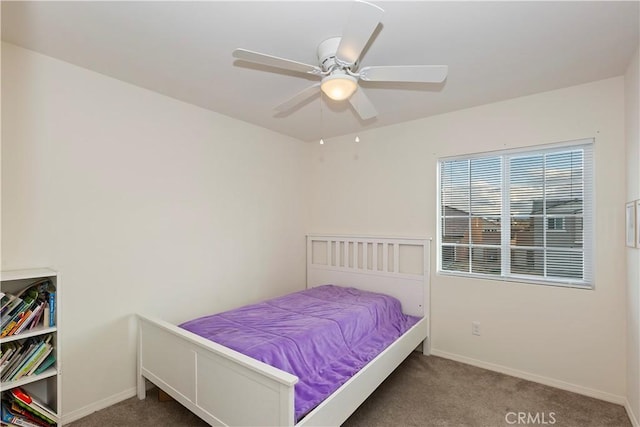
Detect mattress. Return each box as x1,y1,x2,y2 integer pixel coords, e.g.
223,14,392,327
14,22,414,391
179,285,420,421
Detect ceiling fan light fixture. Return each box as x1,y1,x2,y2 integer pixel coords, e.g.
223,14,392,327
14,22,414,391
321,73,358,101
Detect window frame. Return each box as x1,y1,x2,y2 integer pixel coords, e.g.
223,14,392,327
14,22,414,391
436,138,594,289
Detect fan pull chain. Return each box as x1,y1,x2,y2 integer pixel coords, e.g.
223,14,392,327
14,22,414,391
319,91,325,145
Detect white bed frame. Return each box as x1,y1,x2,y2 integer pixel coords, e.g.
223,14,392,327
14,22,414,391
137,234,431,426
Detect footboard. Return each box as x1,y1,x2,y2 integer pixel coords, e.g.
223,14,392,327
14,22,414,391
137,314,298,426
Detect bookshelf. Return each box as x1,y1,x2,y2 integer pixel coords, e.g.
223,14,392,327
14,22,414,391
1,268,60,426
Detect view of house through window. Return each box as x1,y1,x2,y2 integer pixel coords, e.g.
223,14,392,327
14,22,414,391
438,139,593,287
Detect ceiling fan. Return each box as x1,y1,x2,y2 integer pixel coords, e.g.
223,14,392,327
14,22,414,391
232,0,448,121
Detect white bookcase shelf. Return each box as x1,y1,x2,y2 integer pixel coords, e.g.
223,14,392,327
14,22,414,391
1,268,61,426
1,326,57,344
1,367,58,390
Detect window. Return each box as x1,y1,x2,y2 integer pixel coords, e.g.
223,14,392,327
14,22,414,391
438,139,593,288
547,217,565,231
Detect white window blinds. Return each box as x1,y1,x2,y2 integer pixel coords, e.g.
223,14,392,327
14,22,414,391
438,139,593,288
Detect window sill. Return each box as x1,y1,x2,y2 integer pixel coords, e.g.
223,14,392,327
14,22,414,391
436,270,593,290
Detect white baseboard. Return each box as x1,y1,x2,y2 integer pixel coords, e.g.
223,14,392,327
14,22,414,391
626,399,640,427
61,387,137,425
431,348,626,405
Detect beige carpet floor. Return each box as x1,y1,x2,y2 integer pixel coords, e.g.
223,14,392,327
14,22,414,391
67,353,631,427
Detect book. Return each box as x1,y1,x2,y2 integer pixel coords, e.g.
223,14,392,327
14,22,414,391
1,343,34,382
1,335,55,382
30,304,46,331
2,291,37,337
10,389,56,424
1,401,17,424
2,342,38,382
7,404,48,427
0,343,19,372
12,340,50,381
1,311,23,338
0,401,43,427
32,354,55,376
47,294,54,328
28,309,43,332
1,296,22,318
1,300,24,331
41,306,49,333
1,284,40,328
2,280,54,332
1,294,17,317
0,344,17,369
25,346,53,377
12,304,44,336
0,348,14,368
2,403,49,427
7,311,32,337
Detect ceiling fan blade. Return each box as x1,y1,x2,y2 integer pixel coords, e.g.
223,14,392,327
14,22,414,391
336,1,384,66
349,88,377,120
233,49,322,75
359,65,448,83
274,83,321,113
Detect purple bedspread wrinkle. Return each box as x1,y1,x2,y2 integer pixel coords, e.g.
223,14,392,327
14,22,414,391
179,285,420,422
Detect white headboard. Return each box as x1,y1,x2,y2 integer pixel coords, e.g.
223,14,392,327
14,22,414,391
306,234,431,318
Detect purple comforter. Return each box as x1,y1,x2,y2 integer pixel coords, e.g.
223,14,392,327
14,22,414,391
179,285,420,421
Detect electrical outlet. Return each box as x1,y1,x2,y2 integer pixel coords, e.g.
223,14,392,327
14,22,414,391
472,321,481,336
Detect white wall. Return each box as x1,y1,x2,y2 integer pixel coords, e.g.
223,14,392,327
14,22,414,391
1,43,310,420
309,77,627,401
625,47,640,426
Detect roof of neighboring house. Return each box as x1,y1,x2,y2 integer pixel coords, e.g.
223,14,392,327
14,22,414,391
443,205,469,216
444,206,500,229
531,199,583,215
443,206,500,223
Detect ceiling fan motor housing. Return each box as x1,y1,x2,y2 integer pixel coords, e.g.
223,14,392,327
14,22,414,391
317,37,344,72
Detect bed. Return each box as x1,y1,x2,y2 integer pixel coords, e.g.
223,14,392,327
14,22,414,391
137,234,431,426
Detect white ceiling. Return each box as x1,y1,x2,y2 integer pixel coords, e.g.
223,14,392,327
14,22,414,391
2,1,639,142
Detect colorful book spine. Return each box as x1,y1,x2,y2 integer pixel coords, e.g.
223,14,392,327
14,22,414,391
1,298,23,326
41,306,49,332
8,403,49,427
12,342,50,381
1,294,17,317
13,304,44,336
10,388,56,424
47,294,55,328
1,302,26,337
1,401,45,427
7,311,32,337
32,354,55,376
28,309,44,331
2,342,38,382
0,336,54,382
26,346,53,377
